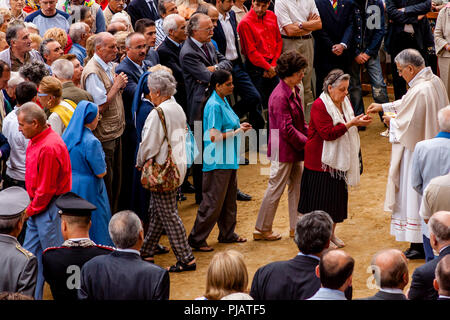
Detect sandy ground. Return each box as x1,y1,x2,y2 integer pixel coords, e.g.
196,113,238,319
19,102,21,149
43,97,425,300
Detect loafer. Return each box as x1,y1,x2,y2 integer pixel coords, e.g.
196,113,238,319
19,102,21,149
154,244,170,255
181,181,196,194
404,249,425,260
253,230,281,241
237,189,252,201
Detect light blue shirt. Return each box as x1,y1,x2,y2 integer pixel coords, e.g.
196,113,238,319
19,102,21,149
203,91,241,172
69,43,87,66
307,287,347,300
297,252,321,261
25,9,70,37
84,54,115,106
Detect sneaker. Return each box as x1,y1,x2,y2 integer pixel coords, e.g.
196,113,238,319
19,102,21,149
380,128,389,137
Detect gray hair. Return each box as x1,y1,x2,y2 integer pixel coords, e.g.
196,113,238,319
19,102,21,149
147,69,177,97
39,38,57,61
322,69,350,94
51,59,74,80
370,249,408,289
6,24,26,46
94,32,115,49
7,72,25,88
69,22,88,44
163,13,183,35
111,12,131,27
108,210,143,249
294,211,333,255
17,102,47,126
430,211,450,243
438,105,450,132
24,22,38,32
19,61,49,86
158,0,176,15
394,48,425,68
186,13,208,37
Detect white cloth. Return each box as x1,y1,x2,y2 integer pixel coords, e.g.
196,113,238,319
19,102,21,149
2,107,29,181
84,54,114,105
219,13,238,61
319,92,361,186
136,96,187,186
274,0,320,35
47,100,76,136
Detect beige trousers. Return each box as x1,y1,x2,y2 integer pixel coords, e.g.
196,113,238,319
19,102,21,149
255,161,304,232
438,56,450,100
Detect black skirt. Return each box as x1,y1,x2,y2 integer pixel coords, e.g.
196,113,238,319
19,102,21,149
298,167,348,223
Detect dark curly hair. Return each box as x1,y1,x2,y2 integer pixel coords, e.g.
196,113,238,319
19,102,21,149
19,61,50,86
294,211,333,255
275,50,308,80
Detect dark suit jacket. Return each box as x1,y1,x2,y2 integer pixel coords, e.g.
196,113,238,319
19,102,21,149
127,0,160,30
313,0,354,70
79,251,169,300
146,49,160,66
42,244,113,300
157,37,187,110
408,246,450,300
250,254,321,300
361,290,408,300
212,10,242,63
179,37,232,125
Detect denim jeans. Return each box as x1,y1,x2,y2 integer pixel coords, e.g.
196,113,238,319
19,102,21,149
423,235,436,262
349,55,389,118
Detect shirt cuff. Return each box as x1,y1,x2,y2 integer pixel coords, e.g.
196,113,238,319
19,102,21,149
340,42,347,49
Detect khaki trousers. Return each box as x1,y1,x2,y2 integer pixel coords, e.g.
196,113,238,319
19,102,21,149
438,56,450,100
255,161,303,232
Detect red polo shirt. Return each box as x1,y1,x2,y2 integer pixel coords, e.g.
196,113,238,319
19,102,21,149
25,126,72,217
237,9,282,71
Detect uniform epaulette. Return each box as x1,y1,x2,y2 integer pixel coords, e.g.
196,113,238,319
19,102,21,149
43,246,64,254
96,244,116,251
16,244,35,259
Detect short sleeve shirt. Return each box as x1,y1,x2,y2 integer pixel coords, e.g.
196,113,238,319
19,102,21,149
274,0,320,35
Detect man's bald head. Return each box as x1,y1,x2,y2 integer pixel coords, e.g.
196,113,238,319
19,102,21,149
371,249,408,290
318,249,354,290
430,211,450,244
107,22,127,35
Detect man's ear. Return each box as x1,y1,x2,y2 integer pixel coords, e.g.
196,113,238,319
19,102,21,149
315,265,320,278
433,279,439,292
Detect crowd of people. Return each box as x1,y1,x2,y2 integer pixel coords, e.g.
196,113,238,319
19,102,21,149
0,0,449,301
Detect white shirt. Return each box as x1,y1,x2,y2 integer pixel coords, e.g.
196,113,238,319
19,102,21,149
85,54,115,106
47,100,76,136
275,0,320,35
219,12,238,61
2,107,29,181
116,248,141,255
379,288,405,295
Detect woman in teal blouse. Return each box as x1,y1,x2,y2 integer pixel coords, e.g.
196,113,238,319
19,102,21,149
188,70,252,252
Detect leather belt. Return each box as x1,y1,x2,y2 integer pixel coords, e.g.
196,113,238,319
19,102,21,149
281,34,312,40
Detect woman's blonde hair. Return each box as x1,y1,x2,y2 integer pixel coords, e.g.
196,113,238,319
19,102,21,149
43,27,68,50
39,76,62,98
84,34,96,66
204,250,249,300
29,33,42,51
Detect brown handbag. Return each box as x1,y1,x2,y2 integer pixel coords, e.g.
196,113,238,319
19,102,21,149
140,107,180,192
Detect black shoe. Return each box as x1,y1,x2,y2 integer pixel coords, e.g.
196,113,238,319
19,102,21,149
357,126,366,131
155,244,170,255
404,249,425,260
237,189,252,201
177,192,187,201
243,158,250,165
181,181,196,193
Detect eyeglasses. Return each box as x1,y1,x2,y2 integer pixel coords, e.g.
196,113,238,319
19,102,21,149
130,45,147,50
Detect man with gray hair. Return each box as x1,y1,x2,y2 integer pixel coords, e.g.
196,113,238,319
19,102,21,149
0,187,37,297
0,24,44,72
39,38,63,73
250,211,341,300
155,0,178,47
79,210,170,300
361,249,408,300
368,49,450,260
411,105,450,261
434,255,450,300
409,211,450,300
68,22,91,67
51,59,93,104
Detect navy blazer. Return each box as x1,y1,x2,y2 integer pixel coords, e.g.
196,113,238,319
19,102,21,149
127,0,160,29
157,37,187,110
212,10,242,63
179,37,232,125
408,246,450,300
79,251,169,300
313,0,355,69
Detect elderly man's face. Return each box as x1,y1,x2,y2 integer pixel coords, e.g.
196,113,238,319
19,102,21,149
98,36,118,63
208,8,219,28
40,0,57,16
126,34,147,65
171,17,187,43
18,112,38,139
0,69,10,90
193,16,214,43
12,28,32,53
45,41,64,65
162,1,178,18
10,0,26,12
396,62,415,84
143,25,157,48
109,0,125,12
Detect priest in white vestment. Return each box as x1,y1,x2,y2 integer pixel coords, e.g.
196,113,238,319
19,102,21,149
368,49,449,259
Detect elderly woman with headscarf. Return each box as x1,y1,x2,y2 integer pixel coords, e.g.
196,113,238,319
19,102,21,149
298,69,372,248
61,100,113,246
136,69,196,272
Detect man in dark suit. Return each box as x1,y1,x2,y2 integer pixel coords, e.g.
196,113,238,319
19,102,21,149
213,0,265,132
127,0,160,29
434,255,450,300
180,13,232,204
135,19,160,65
409,211,450,300
361,249,409,300
79,210,170,300
42,192,114,301
313,0,354,96
384,0,434,99
250,211,333,300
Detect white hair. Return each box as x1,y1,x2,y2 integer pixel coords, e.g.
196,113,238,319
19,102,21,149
163,13,183,35
147,69,177,97
438,105,450,132
69,22,88,44
51,59,74,80
7,72,25,88
24,22,39,32
394,48,425,68
111,12,131,28
108,210,143,249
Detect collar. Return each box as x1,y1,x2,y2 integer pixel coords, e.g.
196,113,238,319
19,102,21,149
116,248,141,256
439,295,450,299
62,238,96,247
190,37,205,49
436,131,450,139
30,126,52,144
219,12,230,22
379,288,405,295
126,56,144,71
168,36,181,47
297,252,321,261
317,287,346,299
72,43,86,52
408,66,430,87
279,79,301,98
62,81,76,88
0,233,19,244
40,9,59,18
440,245,450,254
93,53,113,73
250,8,266,21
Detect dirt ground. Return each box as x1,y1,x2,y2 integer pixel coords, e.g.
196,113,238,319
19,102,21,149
43,97,425,300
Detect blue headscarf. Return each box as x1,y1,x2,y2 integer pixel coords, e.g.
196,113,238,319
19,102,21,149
131,71,151,129
62,100,98,152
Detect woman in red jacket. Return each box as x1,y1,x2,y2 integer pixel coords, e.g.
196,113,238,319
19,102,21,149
298,69,372,248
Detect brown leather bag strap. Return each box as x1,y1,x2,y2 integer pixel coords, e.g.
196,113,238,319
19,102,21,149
154,106,172,149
